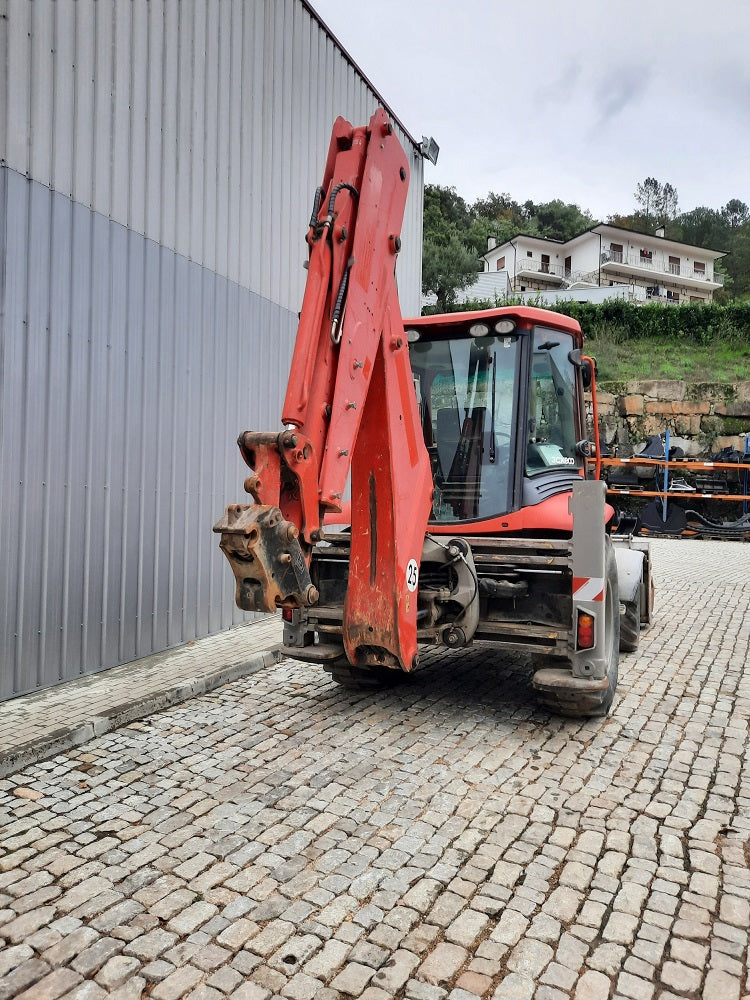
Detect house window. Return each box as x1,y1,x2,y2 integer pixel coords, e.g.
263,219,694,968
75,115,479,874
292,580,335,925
496,256,505,270
610,243,623,262
639,249,653,261
669,255,680,275
694,261,706,278
540,254,550,274
527,250,533,257
564,255,572,277
666,290,680,302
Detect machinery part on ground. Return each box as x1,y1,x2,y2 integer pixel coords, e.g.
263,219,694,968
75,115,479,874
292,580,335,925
639,499,687,535
685,509,750,539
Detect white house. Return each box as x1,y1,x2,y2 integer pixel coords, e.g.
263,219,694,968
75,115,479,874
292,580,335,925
459,224,727,308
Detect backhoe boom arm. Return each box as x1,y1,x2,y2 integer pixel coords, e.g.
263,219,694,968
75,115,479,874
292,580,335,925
214,109,433,673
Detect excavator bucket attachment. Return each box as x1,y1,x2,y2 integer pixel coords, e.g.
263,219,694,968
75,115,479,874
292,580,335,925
213,503,317,613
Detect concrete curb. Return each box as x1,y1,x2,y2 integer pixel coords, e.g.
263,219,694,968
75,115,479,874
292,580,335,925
0,648,282,779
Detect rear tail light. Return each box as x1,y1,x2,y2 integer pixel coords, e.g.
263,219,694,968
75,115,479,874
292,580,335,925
282,607,294,623
577,611,595,650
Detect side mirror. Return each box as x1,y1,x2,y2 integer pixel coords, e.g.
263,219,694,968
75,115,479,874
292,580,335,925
568,349,596,390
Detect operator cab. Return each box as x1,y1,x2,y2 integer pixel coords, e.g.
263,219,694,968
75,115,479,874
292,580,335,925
406,307,588,527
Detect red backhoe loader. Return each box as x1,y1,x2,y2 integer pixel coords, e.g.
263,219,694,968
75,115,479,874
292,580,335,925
214,109,653,716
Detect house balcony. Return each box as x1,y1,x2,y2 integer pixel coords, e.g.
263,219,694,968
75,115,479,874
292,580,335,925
600,250,723,290
514,258,565,284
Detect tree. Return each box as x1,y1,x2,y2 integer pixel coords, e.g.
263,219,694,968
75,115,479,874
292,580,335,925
424,185,471,232
464,214,518,258
422,215,479,311
634,178,660,223
722,199,749,232
606,210,650,231
672,206,724,248
526,199,595,242
471,191,526,226
660,183,679,224
465,191,529,255
634,177,679,228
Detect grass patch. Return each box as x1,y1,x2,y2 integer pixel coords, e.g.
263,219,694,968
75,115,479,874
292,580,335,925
586,334,750,383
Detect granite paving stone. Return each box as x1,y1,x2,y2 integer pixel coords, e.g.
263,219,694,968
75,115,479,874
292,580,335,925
0,540,747,999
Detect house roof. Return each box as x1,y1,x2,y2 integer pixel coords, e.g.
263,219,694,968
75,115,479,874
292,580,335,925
483,234,564,258
483,224,728,260
588,224,727,259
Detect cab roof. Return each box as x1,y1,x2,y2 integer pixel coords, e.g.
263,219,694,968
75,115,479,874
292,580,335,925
404,305,583,341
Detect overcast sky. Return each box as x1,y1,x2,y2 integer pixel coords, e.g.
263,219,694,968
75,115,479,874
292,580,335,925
311,0,750,222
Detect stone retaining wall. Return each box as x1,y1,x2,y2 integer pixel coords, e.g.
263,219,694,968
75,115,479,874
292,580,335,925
594,380,750,457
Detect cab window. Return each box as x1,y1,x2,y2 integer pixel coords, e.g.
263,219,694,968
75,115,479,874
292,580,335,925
526,329,580,476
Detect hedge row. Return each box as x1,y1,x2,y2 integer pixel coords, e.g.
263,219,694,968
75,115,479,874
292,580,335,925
549,300,750,343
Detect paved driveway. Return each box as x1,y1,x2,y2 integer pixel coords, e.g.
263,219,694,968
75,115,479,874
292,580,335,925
1,540,748,1000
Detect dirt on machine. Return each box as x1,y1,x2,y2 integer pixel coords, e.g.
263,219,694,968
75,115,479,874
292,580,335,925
213,108,654,716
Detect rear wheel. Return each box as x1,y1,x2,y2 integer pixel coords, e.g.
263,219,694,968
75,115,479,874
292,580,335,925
619,594,641,653
534,539,619,717
593,539,620,715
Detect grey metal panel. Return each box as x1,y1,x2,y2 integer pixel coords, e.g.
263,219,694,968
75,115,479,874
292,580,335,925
63,195,95,677
135,236,161,656
130,0,149,237
1,166,301,700
83,204,110,673
0,0,7,172
29,1,54,185
93,0,114,216
152,245,176,656
72,0,96,208
1,0,424,314
42,188,75,685
17,180,51,690
0,166,22,699
110,0,131,225
52,0,75,198
159,0,179,255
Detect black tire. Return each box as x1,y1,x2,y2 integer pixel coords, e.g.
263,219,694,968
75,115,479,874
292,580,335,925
596,539,620,715
534,538,619,717
619,595,640,653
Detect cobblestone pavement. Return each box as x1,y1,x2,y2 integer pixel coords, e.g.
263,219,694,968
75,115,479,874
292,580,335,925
0,618,282,779
1,539,748,1000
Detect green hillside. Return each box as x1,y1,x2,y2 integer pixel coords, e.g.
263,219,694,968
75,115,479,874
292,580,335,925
551,301,750,382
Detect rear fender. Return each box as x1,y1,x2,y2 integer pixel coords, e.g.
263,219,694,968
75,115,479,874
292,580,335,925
613,546,644,605
569,481,611,682
612,537,654,626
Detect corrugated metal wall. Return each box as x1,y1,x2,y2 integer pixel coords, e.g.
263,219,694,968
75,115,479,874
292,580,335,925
0,0,425,700
1,0,423,314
